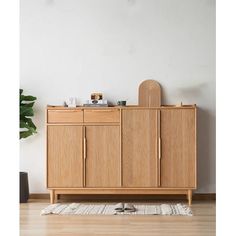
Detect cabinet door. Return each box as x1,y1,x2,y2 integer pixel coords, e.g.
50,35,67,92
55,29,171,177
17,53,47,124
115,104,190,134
161,109,196,188
47,126,83,188
122,110,159,187
85,126,120,187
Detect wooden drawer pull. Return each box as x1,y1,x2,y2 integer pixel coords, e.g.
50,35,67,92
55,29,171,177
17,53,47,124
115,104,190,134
159,138,161,160
83,138,87,159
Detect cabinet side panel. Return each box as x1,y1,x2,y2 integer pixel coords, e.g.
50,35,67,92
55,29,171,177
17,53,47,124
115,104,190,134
122,110,158,187
47,126,83,188
161,109,196,188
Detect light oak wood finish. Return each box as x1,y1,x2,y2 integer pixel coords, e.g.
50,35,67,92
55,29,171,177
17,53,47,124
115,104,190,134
83,126,86,187
85,126,121,187
47,188,195,205
47,122,119,126
50,188,191,196
160,109,196,188
157,110,161,186
46,106,197,205
188,189,193,206
119,109,123,186
138,80,162,107
84,109,120,123
47,106,121,110
20,199,215,236
47,126,83,188
122,109,159,187
47,110,83,123
49,190,54,204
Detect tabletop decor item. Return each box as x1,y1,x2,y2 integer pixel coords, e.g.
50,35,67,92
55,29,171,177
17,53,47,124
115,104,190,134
117,100,126,106
91,92,103,100
138,80,161,107
83,92,108,107
65,97,77,107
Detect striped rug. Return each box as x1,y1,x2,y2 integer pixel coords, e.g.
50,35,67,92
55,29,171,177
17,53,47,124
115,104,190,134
41,203,192,216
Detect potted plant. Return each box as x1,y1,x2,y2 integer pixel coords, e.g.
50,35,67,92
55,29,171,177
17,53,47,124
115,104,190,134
19,89,37,203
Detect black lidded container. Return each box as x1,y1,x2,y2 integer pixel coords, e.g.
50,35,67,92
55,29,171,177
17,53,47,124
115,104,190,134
20,172,29,203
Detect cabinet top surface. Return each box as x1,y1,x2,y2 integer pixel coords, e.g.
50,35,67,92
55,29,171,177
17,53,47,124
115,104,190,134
47,105,197,110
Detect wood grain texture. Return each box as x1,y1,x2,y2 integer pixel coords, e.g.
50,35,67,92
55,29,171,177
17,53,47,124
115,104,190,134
46,106,197,201
161,109,196,188
122,109,159,187
85,126,121,187
84,109,120,123
49,190,54,204
53,188,189,195
47,126,83,188
138,80,161,107
20,200,215,236
188,189,193,206
47,110,83,123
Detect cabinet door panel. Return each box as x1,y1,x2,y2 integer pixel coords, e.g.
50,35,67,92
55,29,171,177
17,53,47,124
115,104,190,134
161,109,196,188
85,126,120,187
47,126,83,188
122,110,158,187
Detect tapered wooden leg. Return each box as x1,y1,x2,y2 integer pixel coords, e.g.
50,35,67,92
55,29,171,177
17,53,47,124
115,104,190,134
187,190,192,206
50,190,55,204
54,193,58,203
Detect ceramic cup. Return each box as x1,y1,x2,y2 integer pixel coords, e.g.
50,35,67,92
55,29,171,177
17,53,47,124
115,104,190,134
117,101,126,106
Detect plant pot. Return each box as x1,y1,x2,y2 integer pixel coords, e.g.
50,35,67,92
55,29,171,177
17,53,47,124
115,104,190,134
20,172,29,203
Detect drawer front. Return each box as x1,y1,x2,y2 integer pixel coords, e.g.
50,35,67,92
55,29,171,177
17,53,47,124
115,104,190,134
84,109,120,123
48,110,83,123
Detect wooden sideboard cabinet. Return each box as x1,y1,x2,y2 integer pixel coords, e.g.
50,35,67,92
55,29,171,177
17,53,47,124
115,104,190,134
46,105,197,205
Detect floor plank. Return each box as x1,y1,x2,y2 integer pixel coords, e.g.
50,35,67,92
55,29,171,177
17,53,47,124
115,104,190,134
20,200,215,236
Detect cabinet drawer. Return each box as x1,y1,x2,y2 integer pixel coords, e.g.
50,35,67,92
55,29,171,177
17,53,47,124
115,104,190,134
48,110,83,123
84,109,120,123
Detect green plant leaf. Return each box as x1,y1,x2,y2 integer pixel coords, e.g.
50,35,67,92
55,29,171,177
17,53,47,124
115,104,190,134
20,120,35,131
20,116,35,128
20,118,37,131
21,102,35,108
20,121,27,128
19,89,37,139
26,118,37,130
20,95,37,102
20,130,34,139
20,106,34,116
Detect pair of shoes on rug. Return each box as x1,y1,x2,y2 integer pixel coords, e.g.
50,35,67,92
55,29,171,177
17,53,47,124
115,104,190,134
114,203,136,213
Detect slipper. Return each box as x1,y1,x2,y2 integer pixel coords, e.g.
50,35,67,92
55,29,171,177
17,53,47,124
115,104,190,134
114,202,124,212
124,203,136,212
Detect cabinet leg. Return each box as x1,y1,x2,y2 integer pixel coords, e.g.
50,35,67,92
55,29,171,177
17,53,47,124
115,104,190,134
50,190,55,204
54,193,58,203
187,190,192,206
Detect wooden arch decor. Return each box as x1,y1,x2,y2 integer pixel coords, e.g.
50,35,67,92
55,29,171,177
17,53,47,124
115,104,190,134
138,80,162,107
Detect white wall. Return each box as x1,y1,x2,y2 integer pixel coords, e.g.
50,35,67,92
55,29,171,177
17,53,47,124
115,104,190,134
20,0,215,193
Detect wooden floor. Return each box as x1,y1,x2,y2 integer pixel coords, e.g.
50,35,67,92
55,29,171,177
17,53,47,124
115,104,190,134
20,199,215,236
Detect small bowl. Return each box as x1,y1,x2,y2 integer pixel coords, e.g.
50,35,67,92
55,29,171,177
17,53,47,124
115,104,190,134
117,101,126,106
